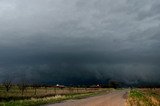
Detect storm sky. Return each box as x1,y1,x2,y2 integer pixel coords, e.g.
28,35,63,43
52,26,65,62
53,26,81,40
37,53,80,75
0,0,160,85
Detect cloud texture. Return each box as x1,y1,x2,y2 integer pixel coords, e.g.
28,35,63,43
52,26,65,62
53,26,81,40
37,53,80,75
0,0,160,85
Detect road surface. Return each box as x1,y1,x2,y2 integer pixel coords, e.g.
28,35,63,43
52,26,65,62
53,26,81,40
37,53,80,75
45,90,128,106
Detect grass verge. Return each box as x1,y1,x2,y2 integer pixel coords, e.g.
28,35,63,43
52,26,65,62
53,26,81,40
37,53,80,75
126,89,160,106
0,92,104,106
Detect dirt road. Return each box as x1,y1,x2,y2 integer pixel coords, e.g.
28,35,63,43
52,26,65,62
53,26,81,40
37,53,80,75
45,90,128,106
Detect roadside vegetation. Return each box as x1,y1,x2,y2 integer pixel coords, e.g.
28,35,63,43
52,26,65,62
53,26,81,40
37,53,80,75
126,88,160,106
0,92,103,106
0,84,112,106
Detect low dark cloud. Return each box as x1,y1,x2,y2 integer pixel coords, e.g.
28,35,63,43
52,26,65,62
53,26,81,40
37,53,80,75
0,0,160,85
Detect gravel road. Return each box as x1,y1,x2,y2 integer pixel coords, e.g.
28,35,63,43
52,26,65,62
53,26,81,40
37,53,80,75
45,90,128,106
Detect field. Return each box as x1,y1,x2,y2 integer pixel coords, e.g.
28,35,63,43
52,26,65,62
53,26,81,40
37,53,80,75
126,88,160,106
3,85,160,106
0,85,110,106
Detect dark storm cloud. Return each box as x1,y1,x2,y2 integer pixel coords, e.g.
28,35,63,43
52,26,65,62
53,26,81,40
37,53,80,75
0,0,160,85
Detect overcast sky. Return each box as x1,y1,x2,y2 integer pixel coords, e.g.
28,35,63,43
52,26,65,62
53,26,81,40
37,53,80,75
0,0,160,85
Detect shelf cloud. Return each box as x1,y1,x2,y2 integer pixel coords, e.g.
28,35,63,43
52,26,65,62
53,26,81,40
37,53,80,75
0,0,160,85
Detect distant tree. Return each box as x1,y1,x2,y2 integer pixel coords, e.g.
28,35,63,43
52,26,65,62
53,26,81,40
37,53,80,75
18,82,28,96
85,87,87,91
32,84,39,95
3,80,12,92
43,84,48,93
54,87,57,95
109,80,120,89
30,80,41,95
68,87,73,93
76,86,79,93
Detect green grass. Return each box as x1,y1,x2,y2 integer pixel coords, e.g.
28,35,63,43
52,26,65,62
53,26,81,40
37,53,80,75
130,90,144,98
0,92,102,106
127,89,160,106
130,90,151,105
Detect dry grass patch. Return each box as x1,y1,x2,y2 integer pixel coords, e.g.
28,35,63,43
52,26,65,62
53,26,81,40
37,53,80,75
126,89,160,106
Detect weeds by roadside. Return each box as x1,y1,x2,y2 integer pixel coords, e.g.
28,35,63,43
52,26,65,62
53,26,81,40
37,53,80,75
0,90,109,106
126,89,160,106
